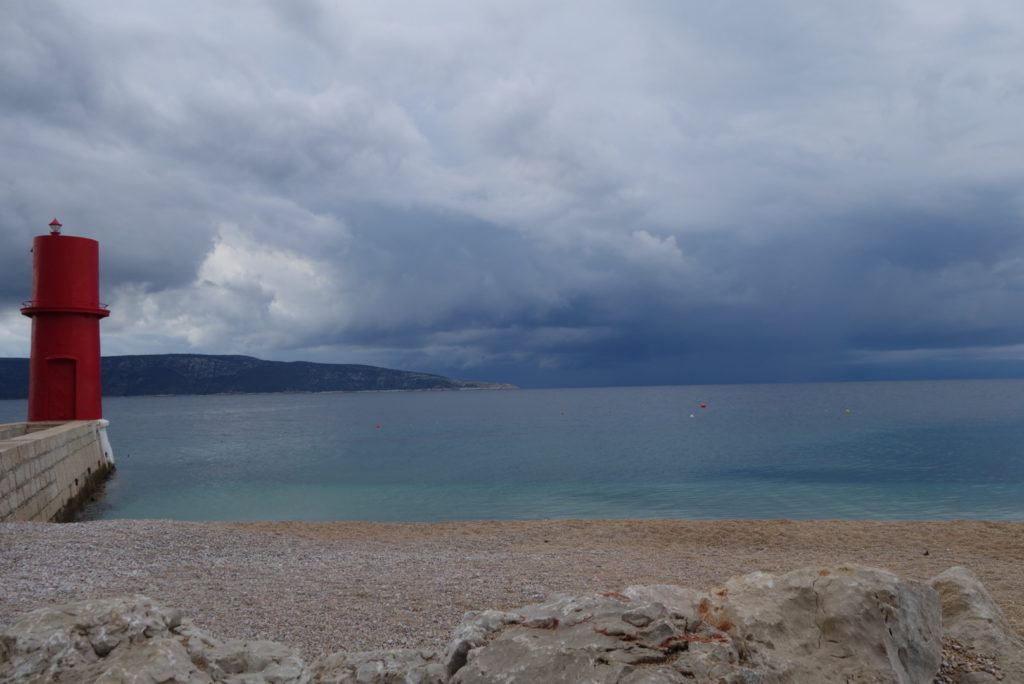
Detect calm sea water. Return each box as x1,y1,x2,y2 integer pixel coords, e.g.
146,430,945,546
2,380,1023,521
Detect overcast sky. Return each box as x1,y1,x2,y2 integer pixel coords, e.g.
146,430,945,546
3,1,1024,388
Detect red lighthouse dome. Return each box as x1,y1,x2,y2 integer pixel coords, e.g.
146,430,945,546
20,219,110,421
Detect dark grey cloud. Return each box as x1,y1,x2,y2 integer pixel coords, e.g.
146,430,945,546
2,0,1024,386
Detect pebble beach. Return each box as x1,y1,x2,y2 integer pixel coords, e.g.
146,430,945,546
1,519,1021,660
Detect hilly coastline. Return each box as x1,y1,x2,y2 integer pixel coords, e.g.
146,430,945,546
0,354,515,399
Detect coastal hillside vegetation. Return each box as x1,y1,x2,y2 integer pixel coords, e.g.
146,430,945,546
0,354,515,398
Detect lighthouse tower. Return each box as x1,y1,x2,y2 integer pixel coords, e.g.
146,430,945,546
20,219,110,421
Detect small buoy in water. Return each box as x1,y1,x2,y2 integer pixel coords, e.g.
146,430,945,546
844,408,852,414
699,403,707,409
689,414,695,419
375,424,381,429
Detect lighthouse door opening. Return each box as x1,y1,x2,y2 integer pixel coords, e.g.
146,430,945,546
47,358,77,420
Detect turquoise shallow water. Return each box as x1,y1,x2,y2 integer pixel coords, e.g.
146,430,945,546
1,379,1022,521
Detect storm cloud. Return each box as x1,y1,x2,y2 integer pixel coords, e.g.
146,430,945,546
3,0,1024,387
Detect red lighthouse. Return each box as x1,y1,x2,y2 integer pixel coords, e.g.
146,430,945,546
20,219,110,421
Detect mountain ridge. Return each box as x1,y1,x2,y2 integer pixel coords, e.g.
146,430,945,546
0,354,516,399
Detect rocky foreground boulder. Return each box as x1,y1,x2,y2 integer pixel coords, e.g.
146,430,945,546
1,565,1020,683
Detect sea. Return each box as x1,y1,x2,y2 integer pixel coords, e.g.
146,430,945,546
1,379,1022,522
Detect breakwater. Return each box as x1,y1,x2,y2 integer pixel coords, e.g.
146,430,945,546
0,420,114,522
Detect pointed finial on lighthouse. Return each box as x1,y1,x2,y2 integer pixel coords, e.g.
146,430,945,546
48,218,62,235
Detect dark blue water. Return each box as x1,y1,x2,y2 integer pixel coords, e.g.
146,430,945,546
2,379,1022,521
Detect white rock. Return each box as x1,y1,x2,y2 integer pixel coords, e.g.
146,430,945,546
623,584,703,628
0,596,311,684
703,564,942,683
930,566,1024,682
312,648,445,683
442,609,520,677
7,565,1022,683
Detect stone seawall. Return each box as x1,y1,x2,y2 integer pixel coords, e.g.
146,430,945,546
0,420,114,522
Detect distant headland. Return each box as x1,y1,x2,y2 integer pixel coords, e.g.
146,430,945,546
0,354,516,398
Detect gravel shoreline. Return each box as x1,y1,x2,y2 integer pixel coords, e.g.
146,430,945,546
1,519,1021,660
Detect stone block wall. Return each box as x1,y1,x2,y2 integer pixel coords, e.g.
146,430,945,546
0,421,114,522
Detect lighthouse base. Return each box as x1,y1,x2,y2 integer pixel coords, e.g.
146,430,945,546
0,420,115,522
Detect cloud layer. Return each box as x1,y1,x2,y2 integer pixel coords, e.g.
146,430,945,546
3,0,1024,386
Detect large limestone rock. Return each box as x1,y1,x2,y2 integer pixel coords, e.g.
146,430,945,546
444,589,741,679
445,565,943,683
701,564,943,682
444,593,751,683
0,595,310,683
313,648,446,683
0,595,203,683
2,566,1022,683
930,566,1024,682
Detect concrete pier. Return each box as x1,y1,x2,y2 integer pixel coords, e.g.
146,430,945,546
0,420,114,522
